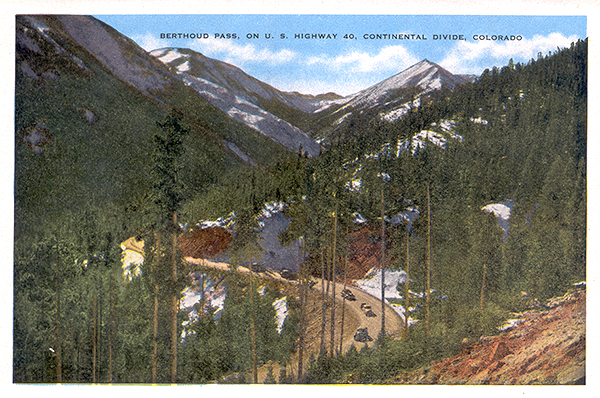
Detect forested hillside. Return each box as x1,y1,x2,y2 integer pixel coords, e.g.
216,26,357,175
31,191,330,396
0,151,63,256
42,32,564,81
13,18,586,384
296,39,587,383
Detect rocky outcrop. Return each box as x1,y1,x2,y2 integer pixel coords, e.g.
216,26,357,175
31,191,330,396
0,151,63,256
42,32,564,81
390,287,586,385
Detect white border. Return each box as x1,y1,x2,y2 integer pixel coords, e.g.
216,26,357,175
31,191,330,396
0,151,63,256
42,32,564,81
2,1,598,397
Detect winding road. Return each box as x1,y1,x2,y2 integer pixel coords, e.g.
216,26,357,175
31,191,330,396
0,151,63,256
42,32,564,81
184,256,406,380
185,257,405,348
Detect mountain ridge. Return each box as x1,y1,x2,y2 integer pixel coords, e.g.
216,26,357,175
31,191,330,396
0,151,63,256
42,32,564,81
150,47,322,157
324,59,471,112
150,47,339,113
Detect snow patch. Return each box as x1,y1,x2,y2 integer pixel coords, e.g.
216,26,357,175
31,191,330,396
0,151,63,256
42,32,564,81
197,212,236,230
121,248,143,281
149,48,169,57
181,274,227,324
470,117,489,125
439,119,458,132
356,268,408,301
177,60,190,72
498,318,524,332
482,200,514,241
353,213,368,225
397,139,410,157
412,130,447,154
377,172,391,182
158,49,188,64
388,207,420,230
273,297,288,334
227,108,265,126
389,302,407,322
347,178,362,192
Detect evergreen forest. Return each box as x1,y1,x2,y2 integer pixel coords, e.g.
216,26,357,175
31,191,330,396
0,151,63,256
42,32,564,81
13,34,587,384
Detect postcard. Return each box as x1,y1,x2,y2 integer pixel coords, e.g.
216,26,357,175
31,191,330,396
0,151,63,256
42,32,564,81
4,0,596,391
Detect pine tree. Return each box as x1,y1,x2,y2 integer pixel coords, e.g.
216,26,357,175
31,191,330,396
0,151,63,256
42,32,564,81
149,111,190,383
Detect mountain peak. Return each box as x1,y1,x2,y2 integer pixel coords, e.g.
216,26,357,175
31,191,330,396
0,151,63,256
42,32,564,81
335,59,468,110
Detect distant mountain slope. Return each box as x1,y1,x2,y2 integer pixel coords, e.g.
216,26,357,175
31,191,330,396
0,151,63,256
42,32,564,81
15,15,298,234
151,48,337,113
308,59,472,143
54,15,175,100
151,48,323,157
325,59,470,112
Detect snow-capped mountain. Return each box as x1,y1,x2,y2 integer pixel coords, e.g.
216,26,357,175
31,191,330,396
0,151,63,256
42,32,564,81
151,48,323,157
151,48,336,113
337,59,470,110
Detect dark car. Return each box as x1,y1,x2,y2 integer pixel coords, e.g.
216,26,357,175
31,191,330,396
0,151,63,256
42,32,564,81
360,303,376,317
341,288,356,301
354,327,373,343
280,269,296,280
249,262,265,273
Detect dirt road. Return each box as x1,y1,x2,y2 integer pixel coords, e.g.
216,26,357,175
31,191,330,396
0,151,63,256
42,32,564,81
184,256,405,382
311,279,406,351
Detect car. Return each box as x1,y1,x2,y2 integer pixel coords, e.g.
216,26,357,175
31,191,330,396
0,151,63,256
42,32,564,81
249,262,265,273
353,327,373,343
279,269,296,280
341,288,356,301
360,303,376,317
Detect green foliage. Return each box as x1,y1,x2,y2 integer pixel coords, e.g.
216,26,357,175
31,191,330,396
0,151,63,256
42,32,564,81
305,331,460,384
177,276,298,383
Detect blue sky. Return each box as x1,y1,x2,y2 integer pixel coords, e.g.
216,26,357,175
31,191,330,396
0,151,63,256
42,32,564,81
92,15,585,95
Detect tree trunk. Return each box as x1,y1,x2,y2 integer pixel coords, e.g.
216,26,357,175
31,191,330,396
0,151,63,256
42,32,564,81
339,233,348,354
297,278,305,381
152,286,159,383
404,228,410,337
108,262,116,382
171,211,178,383
297,241,306,381
55,246,62,383
99,296,102,382
92,295,97,383
250,279,258,383
380,185,386,337
324,247,332,354
480,263,487,312
152,231,160,383
329,202,338,355
319,249,327,355
426,184,431,337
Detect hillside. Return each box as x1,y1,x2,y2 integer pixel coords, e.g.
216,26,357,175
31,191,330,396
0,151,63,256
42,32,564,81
309,59,471,143
15,14,300,235
389,287,586,385
150,48,322,156
150,47,336,113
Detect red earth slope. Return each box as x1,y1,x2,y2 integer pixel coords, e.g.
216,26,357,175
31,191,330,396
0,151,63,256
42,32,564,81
390,288,586,385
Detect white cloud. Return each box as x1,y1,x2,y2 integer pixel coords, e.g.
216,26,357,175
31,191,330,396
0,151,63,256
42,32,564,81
308,45,419,73
187,38,296,65
131,33,170,52
440,32,580,74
